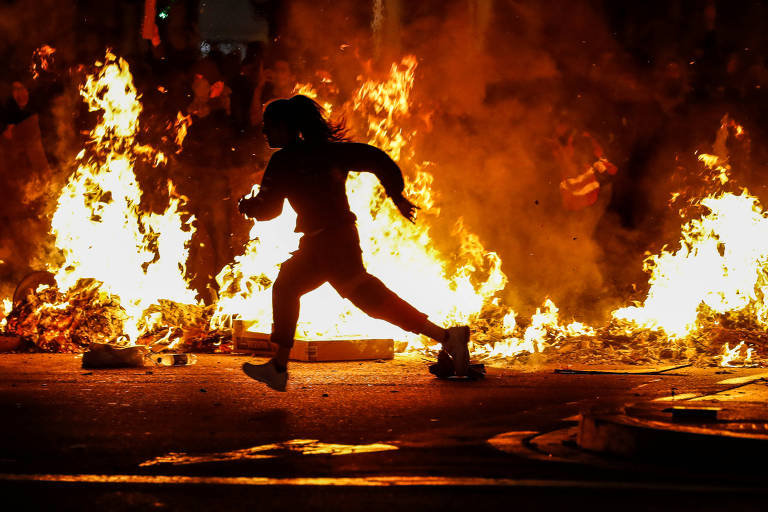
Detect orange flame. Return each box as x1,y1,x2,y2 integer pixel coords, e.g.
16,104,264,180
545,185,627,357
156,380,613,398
31,44,56,79
50,51,196,341
612,122,768,361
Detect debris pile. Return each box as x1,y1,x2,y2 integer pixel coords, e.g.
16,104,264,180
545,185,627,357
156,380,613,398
4,281,231,354
473,324,768,368
5,279,126,352
136,300,231,353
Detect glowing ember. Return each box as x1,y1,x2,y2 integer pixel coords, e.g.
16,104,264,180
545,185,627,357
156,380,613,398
31,44,56,79
172,112,193,153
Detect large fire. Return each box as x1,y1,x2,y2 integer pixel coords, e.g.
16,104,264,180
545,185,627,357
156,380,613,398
6,52,200,351
3,51,768,367
610,120,768,364
51,53,197,342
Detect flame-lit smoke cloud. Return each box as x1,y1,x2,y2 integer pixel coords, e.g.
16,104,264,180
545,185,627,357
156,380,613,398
0,1,79,300
279,0,671,321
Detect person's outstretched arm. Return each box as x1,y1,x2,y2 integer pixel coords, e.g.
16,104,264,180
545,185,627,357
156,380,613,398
238,151,286,221
339,142,419,222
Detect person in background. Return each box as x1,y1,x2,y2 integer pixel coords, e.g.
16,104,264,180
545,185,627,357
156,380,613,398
1,80,51,190
0,79,54,298
251,58,295,128
176,64,235,302
238,95,471,391
554,125,617,212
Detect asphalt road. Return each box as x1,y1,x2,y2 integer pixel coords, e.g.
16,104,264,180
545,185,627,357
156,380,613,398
1,353,766,511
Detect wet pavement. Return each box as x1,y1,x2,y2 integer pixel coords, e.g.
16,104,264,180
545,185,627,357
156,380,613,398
1,353,767,510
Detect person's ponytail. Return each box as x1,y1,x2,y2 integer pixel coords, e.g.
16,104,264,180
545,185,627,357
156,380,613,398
287,95,349,143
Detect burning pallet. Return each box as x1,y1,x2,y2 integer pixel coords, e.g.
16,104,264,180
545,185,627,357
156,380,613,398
232,319,394,362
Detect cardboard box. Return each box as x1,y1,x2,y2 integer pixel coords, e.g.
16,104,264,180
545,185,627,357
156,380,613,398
232,320,275,355
0,335,21,352
232,319,394,361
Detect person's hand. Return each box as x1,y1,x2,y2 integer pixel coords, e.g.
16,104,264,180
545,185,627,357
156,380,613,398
393,195,419,223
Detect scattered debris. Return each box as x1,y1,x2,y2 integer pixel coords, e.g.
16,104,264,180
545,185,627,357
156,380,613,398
4,276,768,370
7,279,126,352
473,324,768,368
12,271,56,306
3,279,230,354
151,353,197,366
81,343,147,369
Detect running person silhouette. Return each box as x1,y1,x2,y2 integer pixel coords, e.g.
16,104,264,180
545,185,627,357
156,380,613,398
239,95,470,391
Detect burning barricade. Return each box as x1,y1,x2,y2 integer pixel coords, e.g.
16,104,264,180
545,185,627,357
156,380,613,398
1,49,768,372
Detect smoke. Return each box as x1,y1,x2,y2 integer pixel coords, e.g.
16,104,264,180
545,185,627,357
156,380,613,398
278,0,671,322
0,1,78,300
0,1,76,77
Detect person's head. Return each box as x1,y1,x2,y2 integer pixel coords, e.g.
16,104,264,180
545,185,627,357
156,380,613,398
11,81,29,109
262,95,346,148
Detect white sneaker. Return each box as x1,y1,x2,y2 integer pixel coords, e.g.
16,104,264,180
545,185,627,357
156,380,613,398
443,326,470,376
242,360,288,392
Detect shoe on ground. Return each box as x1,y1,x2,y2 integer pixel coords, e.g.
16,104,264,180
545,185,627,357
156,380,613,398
242,360,288,392
443,326,470,377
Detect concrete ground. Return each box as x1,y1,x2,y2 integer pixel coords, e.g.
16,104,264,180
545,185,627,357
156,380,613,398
1,353,767,511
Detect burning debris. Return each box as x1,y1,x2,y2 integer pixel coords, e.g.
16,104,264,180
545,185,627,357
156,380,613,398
1,51,227,356
31,44,56,80
6,278,126,352
4,276,226,355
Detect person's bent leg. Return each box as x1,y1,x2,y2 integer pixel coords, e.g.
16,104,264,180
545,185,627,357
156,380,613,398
334,272,471,375
334,272,432,335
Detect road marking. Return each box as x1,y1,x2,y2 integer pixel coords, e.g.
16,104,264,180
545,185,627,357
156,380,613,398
486,430,540,456
717,372,768,385
654,374,768,402
0,473,765,492
141,439,398,466
654,393,699,401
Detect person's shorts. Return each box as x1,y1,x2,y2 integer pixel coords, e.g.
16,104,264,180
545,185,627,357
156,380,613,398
289,224,366,281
